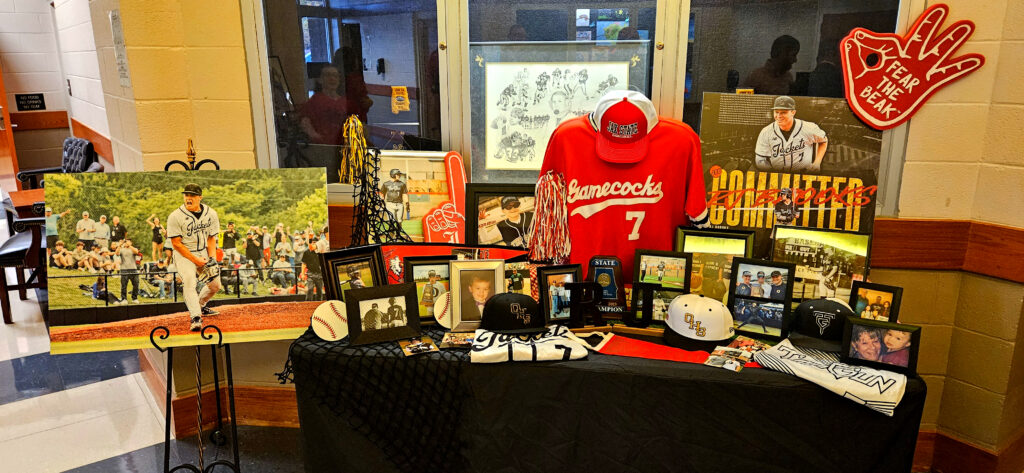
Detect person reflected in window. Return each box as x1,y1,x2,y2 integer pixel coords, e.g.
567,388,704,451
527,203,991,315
807,40,844,98
332,47,372,123
300,65,348,145
508,24,528,41
742,35,800,95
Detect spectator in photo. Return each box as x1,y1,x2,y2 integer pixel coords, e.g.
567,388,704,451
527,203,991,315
262,225,273,261
146,258,173,299
146,214,165,264
271,254,296,288
45,207,72,262
162,233,174,265
317,225,330,253
742,35,801,95
109,215,127,244
220,260,240,295
245,230,264,279
88,276,122,305
50,240,75,269
94,215,111,250
118,238,143,304
276,237,295,266
87,243,118,273
302,237,324,301
222,222,240,264
71,241,95,273
293,231,307,269
76,211,96,251
239,260,260,296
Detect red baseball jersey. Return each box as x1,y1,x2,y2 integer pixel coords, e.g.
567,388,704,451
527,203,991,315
540,115,707,281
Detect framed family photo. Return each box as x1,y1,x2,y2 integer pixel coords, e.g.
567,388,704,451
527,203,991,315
727,258,796,340
842,317,920,375
633,249,691,291
450,259,505,332
850,281,902,322
345,283,421,346
675,228,754,304
771,226,871,301
537,265,581,323
465,184,535,249
322,244,387,301
403,255,455,321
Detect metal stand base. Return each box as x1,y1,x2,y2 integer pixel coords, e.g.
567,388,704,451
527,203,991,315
151,325,241,473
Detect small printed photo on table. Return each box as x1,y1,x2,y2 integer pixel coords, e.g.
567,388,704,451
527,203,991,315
842,318,920,375
772,226,870,301
399,336,440,356
634,250,691,290
465,184,537,249
731,298,785,337
439,332,474,349
733,263,789,301
358,296,408,332
850,281,902,322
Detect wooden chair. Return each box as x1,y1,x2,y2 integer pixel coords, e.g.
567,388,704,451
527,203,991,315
0,217,46,323
16,137,104,189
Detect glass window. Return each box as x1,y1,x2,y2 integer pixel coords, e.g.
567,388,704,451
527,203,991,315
684,1,900,130
467,1,657,183
262,0,442,182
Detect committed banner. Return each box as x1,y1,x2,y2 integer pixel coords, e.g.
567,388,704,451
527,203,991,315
700,93,882,257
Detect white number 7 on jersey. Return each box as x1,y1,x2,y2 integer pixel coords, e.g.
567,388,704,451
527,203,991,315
625,211,645,241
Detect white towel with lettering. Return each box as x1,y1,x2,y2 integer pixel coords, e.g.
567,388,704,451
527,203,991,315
753,339,907,416
471,325,589,363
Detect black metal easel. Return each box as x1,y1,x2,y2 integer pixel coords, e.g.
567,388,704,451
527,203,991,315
148,148,239,472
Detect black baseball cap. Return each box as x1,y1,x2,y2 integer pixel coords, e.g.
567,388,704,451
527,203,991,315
787,298,855,352
772,95,796,110
481,293,546,334
500,196,521,209
182,184,202,196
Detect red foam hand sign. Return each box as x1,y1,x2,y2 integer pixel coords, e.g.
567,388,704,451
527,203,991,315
841,4,984,130
423,151,467,244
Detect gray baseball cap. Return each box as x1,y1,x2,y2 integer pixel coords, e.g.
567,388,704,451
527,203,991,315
772,96,796,110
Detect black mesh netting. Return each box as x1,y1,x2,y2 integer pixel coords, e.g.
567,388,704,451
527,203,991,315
281,327,468,471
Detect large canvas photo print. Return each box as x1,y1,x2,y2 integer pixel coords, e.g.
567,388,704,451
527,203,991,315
45,169,329,354
699,93,882,257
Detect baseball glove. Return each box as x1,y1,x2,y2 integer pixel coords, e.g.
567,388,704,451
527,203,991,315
196,260,221,292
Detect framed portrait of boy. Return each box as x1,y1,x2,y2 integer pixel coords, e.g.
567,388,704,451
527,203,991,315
674,228,754,305
450,259,505,332
403,255,455,321
849,281,902,322
727,257,796,340
321,244,387,301
465,184,536,249
632,249,692,292
771,226,872,302
537,264,582,323
345,283,421,346
841,316,921,375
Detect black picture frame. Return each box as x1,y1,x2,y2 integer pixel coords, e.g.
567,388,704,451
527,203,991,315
627,284,685,328
770,225,873,302
464,183,536,248
841,316,920,375
727,257,797,341
849,281,903,322
346,282,421,346
321,244,387,301
674,227,755,255
675,228,754,305
537,264,582,324
403,255,456,321
632,249,692,292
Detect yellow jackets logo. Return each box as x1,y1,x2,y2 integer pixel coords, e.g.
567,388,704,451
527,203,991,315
567,174,663,218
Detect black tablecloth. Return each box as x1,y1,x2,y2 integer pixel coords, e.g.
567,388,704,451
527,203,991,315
289,328,926,473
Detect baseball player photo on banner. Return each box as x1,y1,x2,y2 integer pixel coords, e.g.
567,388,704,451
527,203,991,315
44,169,329,354
699,93,882,257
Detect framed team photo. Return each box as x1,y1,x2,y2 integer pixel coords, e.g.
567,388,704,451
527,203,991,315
465,184,536,249
850,281,902,322
632,249,691,291
450,259,505,332
841,317,920,375
346,283,421,346
537,265,582,323
322,244,387,301
675,228,754,305
727,257,796,340
771,226,872,301
43,169,329,354
404,255,455,321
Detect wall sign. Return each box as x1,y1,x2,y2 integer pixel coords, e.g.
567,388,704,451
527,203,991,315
15,94,45,111
841,4,984,130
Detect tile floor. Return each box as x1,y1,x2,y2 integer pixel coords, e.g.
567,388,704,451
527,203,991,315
0,218,303,472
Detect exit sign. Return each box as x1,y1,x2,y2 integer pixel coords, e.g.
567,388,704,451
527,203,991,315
15,94,46,111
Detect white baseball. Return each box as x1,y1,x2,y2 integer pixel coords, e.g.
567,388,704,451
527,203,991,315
311,300,350,342
433,292,452,329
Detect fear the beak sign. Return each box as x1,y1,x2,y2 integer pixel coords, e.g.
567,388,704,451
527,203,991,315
840,4,985,130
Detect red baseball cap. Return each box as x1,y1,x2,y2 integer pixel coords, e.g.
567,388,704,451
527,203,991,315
589,90,659,163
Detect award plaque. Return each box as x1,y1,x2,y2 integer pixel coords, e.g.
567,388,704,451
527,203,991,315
586,255,626,314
